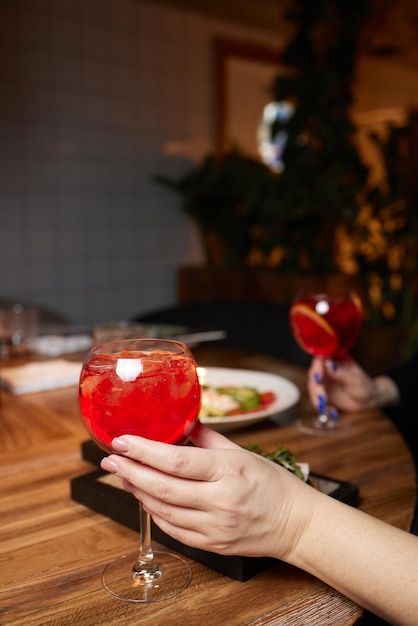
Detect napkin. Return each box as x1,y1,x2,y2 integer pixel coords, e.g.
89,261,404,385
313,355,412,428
0,359,82,394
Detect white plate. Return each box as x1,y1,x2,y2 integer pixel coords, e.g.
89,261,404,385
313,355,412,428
198,366,300,432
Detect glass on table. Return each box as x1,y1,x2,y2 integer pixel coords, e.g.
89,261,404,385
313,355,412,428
289,291,363,435
78,338,201,602
0,304,38,359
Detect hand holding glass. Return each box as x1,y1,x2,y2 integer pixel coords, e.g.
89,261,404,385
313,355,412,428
78,338,201,602
289,292,363,434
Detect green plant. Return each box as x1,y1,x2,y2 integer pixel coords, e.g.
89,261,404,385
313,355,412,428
155,0,418,326
155,150,279,267
338,121,418,326
156,0,372,271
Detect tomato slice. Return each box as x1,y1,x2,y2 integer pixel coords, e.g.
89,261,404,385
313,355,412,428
225,390,276,415
260,391,276,407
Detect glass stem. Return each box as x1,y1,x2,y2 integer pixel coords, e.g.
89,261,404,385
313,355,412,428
132,502,161,583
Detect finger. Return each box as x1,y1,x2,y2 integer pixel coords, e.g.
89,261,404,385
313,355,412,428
114,457,214,510
148,512,209,551
324,356,354,382
109,433,237,481
307,359,327,410
309,357,325,383
148,508,227,554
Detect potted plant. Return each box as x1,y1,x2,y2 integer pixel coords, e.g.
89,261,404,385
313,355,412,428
155,0,418,334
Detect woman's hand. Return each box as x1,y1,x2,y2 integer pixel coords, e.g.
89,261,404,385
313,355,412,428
307,356,400,414
100,423,313,561
99,423,418,625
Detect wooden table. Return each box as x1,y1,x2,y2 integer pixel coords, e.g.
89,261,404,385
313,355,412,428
0,346,416,626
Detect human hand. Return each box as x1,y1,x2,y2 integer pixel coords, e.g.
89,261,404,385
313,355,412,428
307,356,397,414
100,423,314,561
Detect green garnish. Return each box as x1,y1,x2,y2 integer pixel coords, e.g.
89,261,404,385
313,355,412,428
244,443,304,480
216,386,261,410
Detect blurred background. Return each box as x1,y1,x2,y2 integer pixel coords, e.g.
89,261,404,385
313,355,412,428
1,0,418,371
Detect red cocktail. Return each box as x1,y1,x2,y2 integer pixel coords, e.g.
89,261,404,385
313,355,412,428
78,338,201,603
79,349,200,451
289,292,363,434
289,292,363,359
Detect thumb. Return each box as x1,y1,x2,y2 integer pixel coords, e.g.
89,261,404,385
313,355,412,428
189,422,240,450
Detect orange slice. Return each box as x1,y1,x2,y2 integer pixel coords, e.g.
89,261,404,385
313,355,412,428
290,303,339,356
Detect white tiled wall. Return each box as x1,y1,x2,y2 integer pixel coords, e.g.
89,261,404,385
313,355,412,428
0,0,279,326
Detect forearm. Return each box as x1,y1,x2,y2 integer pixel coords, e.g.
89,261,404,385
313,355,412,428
288,490,418,625
373,375,400,408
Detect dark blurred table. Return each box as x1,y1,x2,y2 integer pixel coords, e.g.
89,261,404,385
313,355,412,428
0,345,416,625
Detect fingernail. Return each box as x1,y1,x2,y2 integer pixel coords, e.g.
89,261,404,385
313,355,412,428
313,372,321,383
325,359,337,371
329,408,339,420
101,457,119,473
112,437,130,452
317,394,326,413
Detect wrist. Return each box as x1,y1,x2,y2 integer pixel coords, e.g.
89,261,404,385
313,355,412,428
272,476,320,563
373,376,400,408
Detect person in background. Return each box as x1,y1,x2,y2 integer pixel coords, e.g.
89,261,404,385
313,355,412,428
307,352,418,456
101,422,418,626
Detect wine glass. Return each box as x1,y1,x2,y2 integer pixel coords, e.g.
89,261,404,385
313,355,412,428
78,338,201,602
289,291,363,435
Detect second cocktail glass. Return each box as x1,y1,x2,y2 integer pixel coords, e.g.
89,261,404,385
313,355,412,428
289,291,363,435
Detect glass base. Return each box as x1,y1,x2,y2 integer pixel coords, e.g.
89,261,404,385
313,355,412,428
296,413,349,436
101,550,192,603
